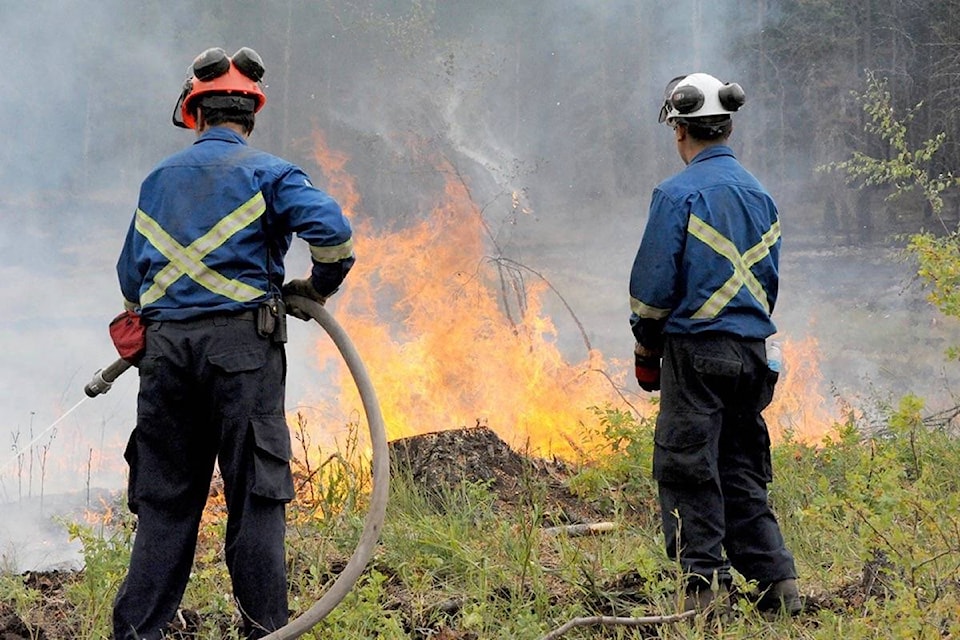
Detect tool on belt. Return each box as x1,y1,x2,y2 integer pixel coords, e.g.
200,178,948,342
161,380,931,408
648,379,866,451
258,295,288,343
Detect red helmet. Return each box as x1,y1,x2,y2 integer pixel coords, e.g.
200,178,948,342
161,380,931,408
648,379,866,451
173,47,267,129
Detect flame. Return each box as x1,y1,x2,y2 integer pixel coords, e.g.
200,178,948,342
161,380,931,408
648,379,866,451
298,134,637,460
765,336,838,442
296,134,836,461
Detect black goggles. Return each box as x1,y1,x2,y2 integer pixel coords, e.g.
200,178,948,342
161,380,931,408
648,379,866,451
192,47,265,83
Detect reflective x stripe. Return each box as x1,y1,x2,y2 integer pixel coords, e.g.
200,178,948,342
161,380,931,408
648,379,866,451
631,296,671,320
136,193,267,306
688,216,780,320
309,237,355,263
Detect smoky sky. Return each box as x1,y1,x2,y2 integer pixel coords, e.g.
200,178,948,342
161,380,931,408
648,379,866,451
1,0,957,554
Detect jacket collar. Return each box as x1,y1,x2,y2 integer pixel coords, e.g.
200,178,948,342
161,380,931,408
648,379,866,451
195,126,248,146
689,144,735,165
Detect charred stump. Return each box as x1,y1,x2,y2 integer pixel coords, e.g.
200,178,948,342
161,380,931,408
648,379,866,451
387,425,604,525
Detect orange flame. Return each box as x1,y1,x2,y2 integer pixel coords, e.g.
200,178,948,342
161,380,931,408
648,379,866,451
765,336,839,442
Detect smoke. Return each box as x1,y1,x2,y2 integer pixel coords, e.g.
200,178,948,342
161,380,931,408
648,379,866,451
1,0,957,570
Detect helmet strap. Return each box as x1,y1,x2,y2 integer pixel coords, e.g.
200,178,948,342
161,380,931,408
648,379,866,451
197,95,258,113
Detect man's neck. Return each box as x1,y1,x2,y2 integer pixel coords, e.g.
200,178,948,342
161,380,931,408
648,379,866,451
196,121,248,138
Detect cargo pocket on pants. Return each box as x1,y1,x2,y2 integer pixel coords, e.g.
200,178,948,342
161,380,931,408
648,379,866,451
758,368,779,412
123,429,140,514
250,416,296,502
652,411,717,485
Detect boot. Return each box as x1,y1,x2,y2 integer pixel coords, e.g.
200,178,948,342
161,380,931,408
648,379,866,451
757,578,802,616
683,583,731,619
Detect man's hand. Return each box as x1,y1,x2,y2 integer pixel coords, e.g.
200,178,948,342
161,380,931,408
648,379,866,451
282,279,328,321
634,342,661,392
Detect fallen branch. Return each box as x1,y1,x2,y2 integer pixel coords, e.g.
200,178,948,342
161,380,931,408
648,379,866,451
922,404,960,430
542,521,617,537
539,610,697,640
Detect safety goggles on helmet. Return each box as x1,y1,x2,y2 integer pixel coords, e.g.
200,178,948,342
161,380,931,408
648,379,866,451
172,47,267,130
658,72,745,124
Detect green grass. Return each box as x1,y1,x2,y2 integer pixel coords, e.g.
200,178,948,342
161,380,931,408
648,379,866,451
2,394,960,639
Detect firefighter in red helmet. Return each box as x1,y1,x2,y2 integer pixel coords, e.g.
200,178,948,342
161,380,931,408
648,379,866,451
112,46,354,639
172,47,267,130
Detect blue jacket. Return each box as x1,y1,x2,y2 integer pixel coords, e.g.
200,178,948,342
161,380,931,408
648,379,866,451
629,145,780,348
117,127,354,321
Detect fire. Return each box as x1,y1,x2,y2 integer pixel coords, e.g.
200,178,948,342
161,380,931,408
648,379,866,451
295,133,836,461
765,336,838,442
298,133,635,460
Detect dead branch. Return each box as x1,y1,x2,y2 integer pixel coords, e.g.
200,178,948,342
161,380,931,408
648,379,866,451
490,256,592,354
539,610,697,640
542,521,617,537
923,404,960,431
443,157,593,356
590,367,642,416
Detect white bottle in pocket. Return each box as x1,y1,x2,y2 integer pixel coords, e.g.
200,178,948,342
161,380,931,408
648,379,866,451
766,339,783,373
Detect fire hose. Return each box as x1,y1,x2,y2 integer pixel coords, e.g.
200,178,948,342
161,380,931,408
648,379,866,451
86,297,389,639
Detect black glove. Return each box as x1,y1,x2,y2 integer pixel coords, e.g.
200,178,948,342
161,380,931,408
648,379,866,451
281,279,328,321
634,343,661,392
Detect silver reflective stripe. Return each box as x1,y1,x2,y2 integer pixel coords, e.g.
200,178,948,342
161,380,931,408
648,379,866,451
631,296,671,320
688,216,780,320
136,192,268,306
309,237,354,263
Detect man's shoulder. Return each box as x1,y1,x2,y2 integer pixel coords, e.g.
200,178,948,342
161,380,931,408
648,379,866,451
153,140,296,175
654,170,698,202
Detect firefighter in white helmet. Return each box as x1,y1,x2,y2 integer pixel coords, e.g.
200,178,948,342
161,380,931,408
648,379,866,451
628,72,801,616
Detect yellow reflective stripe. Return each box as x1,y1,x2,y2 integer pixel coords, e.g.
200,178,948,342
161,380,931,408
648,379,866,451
687,215,779,320
631,296,671,320
137,213,265,306
187,193,267,258
123,298,138,311
309,237,354,263
144,193,266,301
135,193,268,306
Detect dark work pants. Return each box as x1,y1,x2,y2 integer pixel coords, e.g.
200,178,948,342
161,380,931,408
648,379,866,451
113,313,295,640
653,333,796,590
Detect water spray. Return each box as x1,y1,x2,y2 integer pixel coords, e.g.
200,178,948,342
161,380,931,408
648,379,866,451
0,396,90,473
0,353,132,474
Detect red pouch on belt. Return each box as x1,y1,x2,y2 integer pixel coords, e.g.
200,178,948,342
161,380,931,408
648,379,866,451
109,310,146,364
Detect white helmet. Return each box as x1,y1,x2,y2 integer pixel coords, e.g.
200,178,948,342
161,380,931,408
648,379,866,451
658,72,746,124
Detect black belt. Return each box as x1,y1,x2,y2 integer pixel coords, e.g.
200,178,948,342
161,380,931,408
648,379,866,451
145,309,258,327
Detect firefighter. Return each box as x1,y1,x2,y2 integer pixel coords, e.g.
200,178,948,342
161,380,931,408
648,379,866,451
112,47,355,639
628,73,801,616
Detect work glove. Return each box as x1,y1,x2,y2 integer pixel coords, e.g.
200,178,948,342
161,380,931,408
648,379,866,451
634,342,661,392
282,278,328,321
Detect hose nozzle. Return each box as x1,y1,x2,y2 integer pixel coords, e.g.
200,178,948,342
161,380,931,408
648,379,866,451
84,359,133,398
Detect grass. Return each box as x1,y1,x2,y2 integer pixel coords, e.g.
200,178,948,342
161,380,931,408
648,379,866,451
2,394,960,639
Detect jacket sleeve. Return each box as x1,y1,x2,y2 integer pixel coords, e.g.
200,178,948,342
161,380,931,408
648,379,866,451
271,166,355,296
628,188,686,350
116,213,145,311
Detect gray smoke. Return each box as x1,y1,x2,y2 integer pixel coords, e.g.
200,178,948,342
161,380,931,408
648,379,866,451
1,1,956,570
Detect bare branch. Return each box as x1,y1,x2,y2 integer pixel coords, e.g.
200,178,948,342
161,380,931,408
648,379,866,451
539,610,697,640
